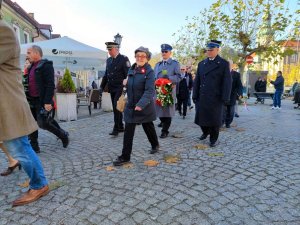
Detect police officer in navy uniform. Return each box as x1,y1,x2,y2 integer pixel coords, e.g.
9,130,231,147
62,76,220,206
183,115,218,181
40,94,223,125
100,42,131,136
154,44,181,138
193,40,232,147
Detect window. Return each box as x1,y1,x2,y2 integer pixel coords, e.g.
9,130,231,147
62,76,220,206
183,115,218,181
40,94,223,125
290,53,298,63
12,24,21,43
23,31,30,44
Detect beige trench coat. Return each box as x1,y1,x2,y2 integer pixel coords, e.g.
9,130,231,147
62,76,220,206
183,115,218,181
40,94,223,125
0,20,38,141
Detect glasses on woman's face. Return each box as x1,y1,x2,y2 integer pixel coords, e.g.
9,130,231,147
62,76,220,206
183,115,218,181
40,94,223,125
135,54,147,59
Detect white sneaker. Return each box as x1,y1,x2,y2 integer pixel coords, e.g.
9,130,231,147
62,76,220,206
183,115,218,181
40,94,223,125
271,106,275,109
275,106,281,109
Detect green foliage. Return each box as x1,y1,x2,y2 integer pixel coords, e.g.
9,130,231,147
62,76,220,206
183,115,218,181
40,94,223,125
56,68,76,93
173,0,298,75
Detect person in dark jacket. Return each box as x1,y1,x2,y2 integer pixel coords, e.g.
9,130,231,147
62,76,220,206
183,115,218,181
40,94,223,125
26,45,69,153
177,65,193,119
193,40,232,147
270,71,284,109
91,80,98,109
100,42,131,136
113,47,159,166
223,62,243,128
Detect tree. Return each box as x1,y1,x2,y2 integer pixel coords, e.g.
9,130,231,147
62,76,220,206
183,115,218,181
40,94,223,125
56,68,76,93
173,0,298,76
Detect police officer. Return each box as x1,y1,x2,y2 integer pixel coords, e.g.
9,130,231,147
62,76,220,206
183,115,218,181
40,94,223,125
100,42,131,136
154,44,181,138
193,40,232,147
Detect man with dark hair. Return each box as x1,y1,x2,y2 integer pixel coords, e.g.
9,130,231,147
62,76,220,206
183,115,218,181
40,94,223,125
25,45,69,152
100,41,131,136
193,40,232,147
270,71,284,109
0,3,49,206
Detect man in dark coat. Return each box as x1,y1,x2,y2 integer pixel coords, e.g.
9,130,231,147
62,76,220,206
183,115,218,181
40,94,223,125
26,45,69,153
100,42,131,136
270,71,284,109
193,40,232,147
223,63,243,128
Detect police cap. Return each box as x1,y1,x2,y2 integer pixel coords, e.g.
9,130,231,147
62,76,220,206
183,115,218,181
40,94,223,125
105,41,119,50
206,40,222,50
161,44,172,52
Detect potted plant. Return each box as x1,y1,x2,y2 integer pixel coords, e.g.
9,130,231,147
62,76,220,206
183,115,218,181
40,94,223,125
56,68,77,121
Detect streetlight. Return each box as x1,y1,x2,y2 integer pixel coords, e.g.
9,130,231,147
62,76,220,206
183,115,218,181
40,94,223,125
114,33,123,48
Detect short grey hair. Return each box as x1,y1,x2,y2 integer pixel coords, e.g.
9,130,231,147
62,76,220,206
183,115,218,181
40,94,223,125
30,45,43,57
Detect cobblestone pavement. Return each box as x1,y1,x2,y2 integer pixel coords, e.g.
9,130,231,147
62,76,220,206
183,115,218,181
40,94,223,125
1,98,299,225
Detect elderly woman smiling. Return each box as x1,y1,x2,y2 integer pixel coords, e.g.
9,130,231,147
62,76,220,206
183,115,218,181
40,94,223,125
113,47,159,166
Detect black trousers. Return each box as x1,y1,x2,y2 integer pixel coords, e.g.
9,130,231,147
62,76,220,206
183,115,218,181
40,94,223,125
121,122,159,160
29,98,66,148
159,117,172,134
223,104,235,126
200,126,219,143
177,97,188,116
110,90,124,131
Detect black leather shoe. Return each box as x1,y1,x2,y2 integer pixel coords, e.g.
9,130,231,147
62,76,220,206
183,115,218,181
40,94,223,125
150,145,159,154
226,124,230,128
109,130,119,136
61,132,69,148
113,156,130,166
209,141,217,147
157,123,162,127
199,134,208,140
160,132,168,138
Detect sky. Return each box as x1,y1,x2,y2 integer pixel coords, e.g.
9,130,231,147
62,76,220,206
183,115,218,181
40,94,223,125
14,0,213,62
15,0,299,62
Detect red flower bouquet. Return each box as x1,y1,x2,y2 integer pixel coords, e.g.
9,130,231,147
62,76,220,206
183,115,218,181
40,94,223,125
155,78,174,107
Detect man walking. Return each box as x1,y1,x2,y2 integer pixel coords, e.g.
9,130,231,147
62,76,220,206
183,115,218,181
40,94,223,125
223,62,243,128
0,3,49,206
100,42,131,136
154,44,181,138
193,40,232,147
25,45,69,152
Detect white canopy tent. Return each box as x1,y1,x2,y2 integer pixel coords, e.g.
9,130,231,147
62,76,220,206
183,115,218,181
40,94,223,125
20,36,107,71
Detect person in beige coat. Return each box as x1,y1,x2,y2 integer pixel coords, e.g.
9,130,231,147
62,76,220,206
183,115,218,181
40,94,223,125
0,2,49,207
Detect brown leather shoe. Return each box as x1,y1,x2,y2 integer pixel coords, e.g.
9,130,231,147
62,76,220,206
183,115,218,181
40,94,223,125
12,185,49,207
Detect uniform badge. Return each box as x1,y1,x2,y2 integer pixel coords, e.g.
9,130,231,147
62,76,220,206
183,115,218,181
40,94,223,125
126,61,131,68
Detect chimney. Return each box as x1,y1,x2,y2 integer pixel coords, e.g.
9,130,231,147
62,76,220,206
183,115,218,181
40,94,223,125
28,13,34,18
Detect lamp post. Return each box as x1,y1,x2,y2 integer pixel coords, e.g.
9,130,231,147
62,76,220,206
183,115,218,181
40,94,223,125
114,33,123,48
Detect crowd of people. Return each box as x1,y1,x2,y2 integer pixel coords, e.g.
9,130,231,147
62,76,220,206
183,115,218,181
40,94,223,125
1,0,297,207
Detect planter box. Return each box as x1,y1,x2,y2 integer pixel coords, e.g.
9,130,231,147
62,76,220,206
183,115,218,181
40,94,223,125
101,92,113,112
56,93,77,121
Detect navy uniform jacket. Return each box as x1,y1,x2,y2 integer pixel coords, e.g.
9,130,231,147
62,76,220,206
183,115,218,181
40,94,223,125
154,58,181,117
124,63,156,123
229,70,243,105
100,54,130,93
193,55,232,127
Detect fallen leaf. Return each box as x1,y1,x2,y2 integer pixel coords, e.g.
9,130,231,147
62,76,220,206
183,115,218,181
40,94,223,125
144,160,159,167
219,127,227,132
18,179,30,188
194,144,209,150
49,180,66,190
105,166,116,171
207,152,224,157
163,154,180,163
122,163,134,169
172,133,184,138
235,128,245,132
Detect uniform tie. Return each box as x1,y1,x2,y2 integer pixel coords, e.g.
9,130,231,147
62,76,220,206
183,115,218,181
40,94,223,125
163,61,166,66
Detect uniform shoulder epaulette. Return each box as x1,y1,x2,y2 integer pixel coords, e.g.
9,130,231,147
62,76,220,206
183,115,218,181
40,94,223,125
172,59,179,64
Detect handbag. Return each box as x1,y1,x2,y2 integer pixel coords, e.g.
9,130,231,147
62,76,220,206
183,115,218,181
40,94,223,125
116,88,127,112
37,108,54,129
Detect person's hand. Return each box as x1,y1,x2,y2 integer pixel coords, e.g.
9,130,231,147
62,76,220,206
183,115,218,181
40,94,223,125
44,104,52,111
135,106,142,111
192,99,197,104
123,78,128,86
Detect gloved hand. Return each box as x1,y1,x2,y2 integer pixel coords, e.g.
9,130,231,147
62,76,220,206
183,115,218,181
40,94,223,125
193,99,197,104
